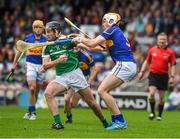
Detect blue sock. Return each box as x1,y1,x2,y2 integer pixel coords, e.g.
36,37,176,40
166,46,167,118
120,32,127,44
111,115,116,122
115,114,125,123
28,106,35,113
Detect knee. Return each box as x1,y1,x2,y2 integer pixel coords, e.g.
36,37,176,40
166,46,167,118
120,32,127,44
44,87,54,100
64,96,70,104
97,87,107,98
29,85,36,95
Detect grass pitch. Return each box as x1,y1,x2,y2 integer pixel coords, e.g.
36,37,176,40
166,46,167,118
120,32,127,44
0,106,180,138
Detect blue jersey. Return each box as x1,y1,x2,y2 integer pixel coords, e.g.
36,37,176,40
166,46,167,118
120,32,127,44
77,49,95,76
101,25,135,63
23,33,47,64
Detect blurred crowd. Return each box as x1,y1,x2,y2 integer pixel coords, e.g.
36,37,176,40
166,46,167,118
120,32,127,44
0,0,180,107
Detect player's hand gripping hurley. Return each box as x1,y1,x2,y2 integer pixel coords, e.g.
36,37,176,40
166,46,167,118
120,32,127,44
64,17,105,49
6,52,24,81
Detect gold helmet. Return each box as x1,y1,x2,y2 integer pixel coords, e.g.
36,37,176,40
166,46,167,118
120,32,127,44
102,13,123,26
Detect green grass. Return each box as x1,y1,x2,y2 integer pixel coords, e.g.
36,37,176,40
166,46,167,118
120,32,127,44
0,106,180,138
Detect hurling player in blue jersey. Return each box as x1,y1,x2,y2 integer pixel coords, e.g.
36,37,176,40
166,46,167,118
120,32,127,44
12,20,47,120
73,13,137,130
64,47,97,123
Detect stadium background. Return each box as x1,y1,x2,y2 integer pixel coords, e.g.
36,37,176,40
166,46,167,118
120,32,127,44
0,0,180,137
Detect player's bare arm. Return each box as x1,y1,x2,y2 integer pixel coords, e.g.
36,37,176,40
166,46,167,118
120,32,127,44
168,64,175,85
77,43,105,52
138,60,149,80
88,66,99,84
73,35,105,48
12,50,22,69
42,55,67,71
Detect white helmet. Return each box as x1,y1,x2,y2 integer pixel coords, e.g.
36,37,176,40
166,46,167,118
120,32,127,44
102,13,122,26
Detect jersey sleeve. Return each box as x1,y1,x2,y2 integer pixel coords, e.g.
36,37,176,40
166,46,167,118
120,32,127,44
81,50,95,67
169,50,176,66
42,45,50,58
88,53,95,67
146,48,152,63
23,35,28,42
100,27,115,40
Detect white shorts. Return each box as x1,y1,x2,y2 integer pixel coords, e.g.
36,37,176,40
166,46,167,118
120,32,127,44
110,61,137,82
52,68,89,93
26,62,45,84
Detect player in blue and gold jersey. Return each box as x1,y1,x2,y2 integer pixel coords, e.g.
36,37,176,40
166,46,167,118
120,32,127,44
73,13,137,130
64,47,97,123
12,20,47,120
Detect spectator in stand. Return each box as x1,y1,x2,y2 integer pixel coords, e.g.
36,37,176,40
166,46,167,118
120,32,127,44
170,35,180,58
128,31,138,52
164,86,180,111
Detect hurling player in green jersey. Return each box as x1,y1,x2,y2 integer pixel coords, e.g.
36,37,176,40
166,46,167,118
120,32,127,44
41,21,108,130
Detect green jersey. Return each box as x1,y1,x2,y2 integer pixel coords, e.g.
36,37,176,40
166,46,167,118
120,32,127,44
42,38,79,76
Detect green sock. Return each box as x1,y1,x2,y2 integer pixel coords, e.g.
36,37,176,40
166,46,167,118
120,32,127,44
53,115,61,123
102,119,109,128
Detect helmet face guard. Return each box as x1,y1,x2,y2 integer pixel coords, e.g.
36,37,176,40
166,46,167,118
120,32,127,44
102,13,122,26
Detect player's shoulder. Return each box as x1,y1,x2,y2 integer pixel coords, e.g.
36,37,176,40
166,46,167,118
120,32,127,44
166,47,175,54
23,33,34,42
24,33,34,39
104,25,119,34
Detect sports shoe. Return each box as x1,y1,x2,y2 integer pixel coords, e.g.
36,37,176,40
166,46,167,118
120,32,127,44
51,123,64,130
23,112,31,120
65,119,72,123
65,114,72,124
156,116,162,121
29,113,37,120
106,121,127,130
149,113,155,120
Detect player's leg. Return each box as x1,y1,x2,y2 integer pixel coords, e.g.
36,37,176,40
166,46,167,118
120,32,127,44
148,72,159,120
148,86,157,120
78,87,109,128
98,62,136,130
23,62,38,120
64,89,74,123
69,68,109,128
98,74,127,129
45,81,67,130
25,80,39,120
65,91,81,123
27,71,45,120
27,83,42,120
71,92,81,108
156,74,168,120
157,90,166,120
